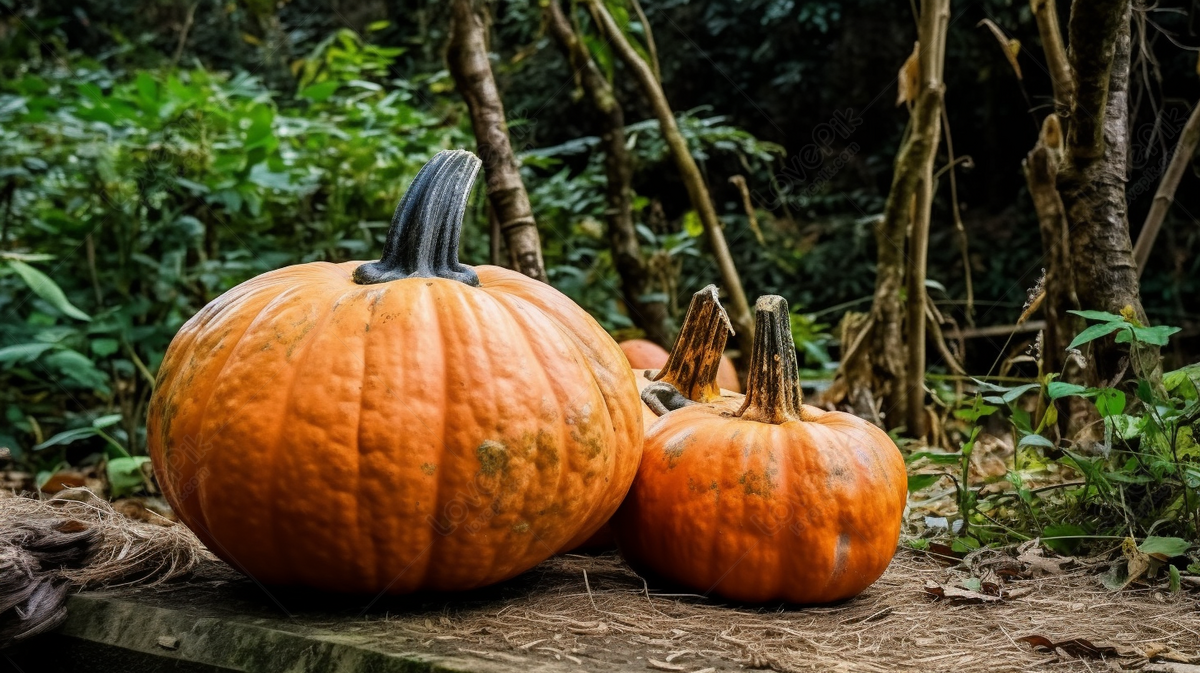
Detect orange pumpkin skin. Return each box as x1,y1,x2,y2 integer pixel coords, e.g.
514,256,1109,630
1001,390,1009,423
615,402,905,603
615,296,906,604
620,339,669,370
148,151,641,594
715,355,741,393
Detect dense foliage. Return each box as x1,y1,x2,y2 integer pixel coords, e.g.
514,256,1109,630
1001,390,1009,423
2,1,1198,559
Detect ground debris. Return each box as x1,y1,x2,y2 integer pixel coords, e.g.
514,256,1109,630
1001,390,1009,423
45,535,1200,673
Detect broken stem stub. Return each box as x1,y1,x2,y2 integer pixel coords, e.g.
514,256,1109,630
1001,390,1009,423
737,295,805,424
652,284,733,404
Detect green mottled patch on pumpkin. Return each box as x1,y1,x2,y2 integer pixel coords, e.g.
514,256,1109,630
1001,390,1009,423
739,468,777,497
477,440,509,476
527,430,559,469
284,319,317,360
512,521,530,534
663,431,695,469
420,462,437,476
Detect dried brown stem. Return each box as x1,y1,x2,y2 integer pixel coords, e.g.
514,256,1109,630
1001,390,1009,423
1132,100,1200,275
728,175,765,246
653,285,732,404
738,295,805,425
1031,0,1074,116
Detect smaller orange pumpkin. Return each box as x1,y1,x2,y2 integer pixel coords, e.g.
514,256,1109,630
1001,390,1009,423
615,295,907,604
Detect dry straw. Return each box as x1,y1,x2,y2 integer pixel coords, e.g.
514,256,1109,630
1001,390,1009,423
0,490,211,644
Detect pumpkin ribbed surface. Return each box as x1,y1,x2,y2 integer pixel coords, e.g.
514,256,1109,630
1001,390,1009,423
148,151,641,593
616,400,905,603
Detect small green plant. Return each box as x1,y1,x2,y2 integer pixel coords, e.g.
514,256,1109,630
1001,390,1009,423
908,309,1197,564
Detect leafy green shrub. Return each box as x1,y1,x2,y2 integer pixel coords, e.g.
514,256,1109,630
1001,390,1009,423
909,310,1197,561
0,30,465,470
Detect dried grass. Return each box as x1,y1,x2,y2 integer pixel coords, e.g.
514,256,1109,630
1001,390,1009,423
2,487,1197,671
376,548,1200,673
0,489,211,644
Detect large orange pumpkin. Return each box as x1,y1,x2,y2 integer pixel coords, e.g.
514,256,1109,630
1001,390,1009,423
148,150,642,593
615,295,906,604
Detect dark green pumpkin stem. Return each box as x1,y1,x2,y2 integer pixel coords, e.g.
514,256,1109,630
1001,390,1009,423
354,149,482,287
737,295,805,424
651,284,733,404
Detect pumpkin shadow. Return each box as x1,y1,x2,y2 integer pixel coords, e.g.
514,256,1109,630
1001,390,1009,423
184,549,856,620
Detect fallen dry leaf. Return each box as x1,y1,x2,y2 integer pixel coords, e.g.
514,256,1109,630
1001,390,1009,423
1018,635,1119,659
924,580,1002,604
1018,545,1074,577
1138,643,1196,663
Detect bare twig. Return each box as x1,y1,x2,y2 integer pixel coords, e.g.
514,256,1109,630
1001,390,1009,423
629,0,662,83
1132,98,1200,275
1030,0,1074,115
586,0,754,357
728,176,765,246
171,2,198,68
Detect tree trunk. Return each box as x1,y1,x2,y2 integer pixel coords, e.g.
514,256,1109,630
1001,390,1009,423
586,0,755,359
1059,0,1156,385
1132,100,1200,275
902,0,950,437
1025,114,1091,437
448,0,547,282
1025,114,1078,376
841,0,948,433
545,0,672,347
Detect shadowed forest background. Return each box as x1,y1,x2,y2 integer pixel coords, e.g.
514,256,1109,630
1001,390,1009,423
3,0,1200,551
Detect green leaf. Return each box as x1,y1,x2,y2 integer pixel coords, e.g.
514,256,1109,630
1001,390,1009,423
999,383,1041,403
1067,321,1124,350
907,473,942,492
34,427,99,450
92,414,122,429
1041,523,1087,555
1130,325,1181,347
1164,364,1200,393
1134,379,1153,404
682,210,704,238
1047,381,1087,400
1018,433,1055,449
243,104,275,149
906,451,964,465
1094,388,1126,418
299,81,340,102
951,536,980,553
955,396,998,422
91,338,120,357
1068,309,1125,322
1138,536,1191,558
7,259,91,321
1169,564,1181,593
107,456,151,498
0,342,54,364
